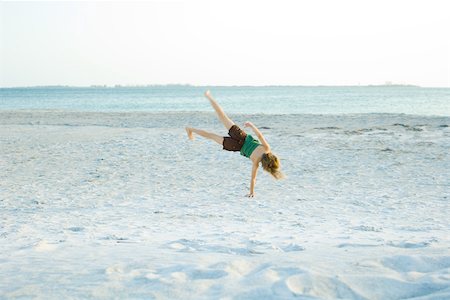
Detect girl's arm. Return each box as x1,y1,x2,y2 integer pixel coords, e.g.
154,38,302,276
248,162,259,197
244,121,271,152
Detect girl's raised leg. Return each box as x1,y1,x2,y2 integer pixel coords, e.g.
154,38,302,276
185,127,223,145
204,90,235,130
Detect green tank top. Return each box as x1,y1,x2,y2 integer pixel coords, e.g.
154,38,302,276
240,134,260,158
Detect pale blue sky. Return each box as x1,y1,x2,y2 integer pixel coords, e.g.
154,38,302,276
1,0,449,87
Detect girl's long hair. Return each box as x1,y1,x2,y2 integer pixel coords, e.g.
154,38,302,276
261,153,284,179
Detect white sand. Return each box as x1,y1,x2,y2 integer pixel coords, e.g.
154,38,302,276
1,111,449,299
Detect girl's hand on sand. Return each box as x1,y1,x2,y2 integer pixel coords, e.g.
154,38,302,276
246,193,254,198
244,121,254,128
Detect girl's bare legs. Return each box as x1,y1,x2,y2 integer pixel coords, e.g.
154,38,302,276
185,127,223,145
204,90,235,130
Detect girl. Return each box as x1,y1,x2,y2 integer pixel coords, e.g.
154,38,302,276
185,90,284,197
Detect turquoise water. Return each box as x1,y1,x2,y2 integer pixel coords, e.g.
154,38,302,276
0,86,449,115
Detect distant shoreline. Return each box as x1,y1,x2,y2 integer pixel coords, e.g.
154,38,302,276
0,84,432,89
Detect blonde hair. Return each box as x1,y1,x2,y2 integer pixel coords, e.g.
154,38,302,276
261,153,284,179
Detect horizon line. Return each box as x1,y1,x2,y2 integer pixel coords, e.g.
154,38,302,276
3,83,449,89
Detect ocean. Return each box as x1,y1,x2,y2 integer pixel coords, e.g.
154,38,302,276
1,86,449,115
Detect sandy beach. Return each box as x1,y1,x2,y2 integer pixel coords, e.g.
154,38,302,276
1,111,449,299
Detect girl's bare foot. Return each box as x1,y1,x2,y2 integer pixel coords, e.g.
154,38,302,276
185,127,194,140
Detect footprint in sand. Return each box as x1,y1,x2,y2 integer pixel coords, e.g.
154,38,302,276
66,226,84,232
190,269,228,280
283,273,363,299
387,240,434,249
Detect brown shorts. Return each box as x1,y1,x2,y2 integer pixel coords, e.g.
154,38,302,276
223,125,247,152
